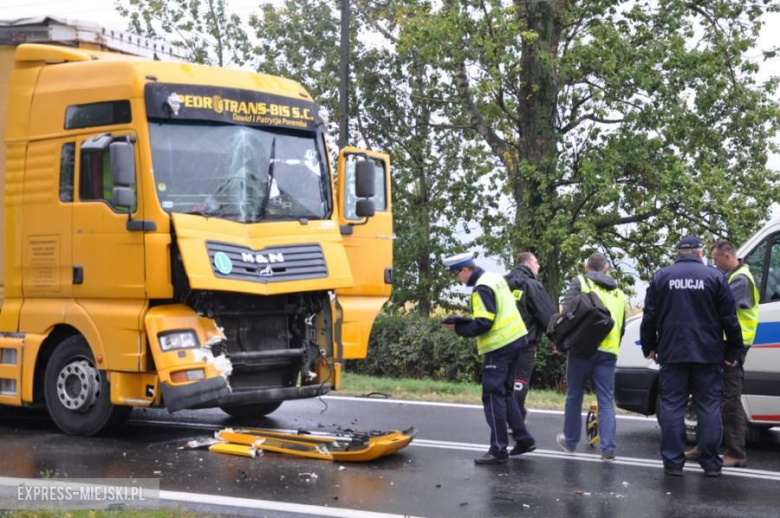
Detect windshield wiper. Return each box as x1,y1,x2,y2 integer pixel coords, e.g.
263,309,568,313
256,137,276,221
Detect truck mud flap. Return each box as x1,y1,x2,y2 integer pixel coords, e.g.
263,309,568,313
161,377,231,413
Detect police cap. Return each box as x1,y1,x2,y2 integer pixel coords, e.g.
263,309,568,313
442,252,475,272
676,236,703,250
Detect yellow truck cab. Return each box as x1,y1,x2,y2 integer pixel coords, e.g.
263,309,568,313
0,17,392,435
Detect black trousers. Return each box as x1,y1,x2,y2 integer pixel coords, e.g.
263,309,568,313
482,336,535,456
512,342,537,420
721,362,747,459
659,362,723,472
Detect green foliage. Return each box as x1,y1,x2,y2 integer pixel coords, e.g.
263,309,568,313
348,312,481,382
349,312,567,390
116,0,251,66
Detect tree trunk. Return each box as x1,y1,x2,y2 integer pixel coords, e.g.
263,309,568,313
515,0,564,299
412,67,433,318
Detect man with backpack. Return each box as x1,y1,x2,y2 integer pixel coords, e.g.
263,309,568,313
555,253,627,461
505,252,557,425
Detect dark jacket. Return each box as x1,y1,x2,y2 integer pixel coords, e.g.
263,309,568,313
505,264,557,346
561,271,626,341
640,255,743,364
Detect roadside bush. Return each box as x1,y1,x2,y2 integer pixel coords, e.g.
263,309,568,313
348,313,567,390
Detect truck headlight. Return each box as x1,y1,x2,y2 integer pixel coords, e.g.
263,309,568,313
158,330,200,352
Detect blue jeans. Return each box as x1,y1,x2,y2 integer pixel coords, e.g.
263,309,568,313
562,350,617,454
482,336,535,456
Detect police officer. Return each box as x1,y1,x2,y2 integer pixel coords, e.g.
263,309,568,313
442,252,536,464
640,236,743,477
505,252,557,425
685,240,759,467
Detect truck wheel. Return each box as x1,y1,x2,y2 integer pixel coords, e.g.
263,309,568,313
683,396,698,444
220,402,282,419
44,336,131,435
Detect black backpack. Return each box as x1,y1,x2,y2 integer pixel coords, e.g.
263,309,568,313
547,278,615,356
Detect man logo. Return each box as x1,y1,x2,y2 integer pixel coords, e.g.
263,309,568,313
259,265,274,277
213,95,224,114
214,252,233,275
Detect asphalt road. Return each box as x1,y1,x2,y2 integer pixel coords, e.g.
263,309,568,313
1,395,779,517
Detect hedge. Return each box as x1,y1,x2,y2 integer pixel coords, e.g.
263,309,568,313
347,313,567,390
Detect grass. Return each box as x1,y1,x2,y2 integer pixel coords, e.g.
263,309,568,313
337,372,569,409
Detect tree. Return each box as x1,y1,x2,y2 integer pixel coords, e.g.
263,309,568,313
116,0,251,66
399,0,780,297
249,0,482,315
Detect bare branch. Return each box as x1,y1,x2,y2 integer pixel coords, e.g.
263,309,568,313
559,113,625,134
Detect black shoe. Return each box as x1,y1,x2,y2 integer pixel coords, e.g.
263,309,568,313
474,453,509,465
664,466,683,477
704,469,722,478
509,442,537,456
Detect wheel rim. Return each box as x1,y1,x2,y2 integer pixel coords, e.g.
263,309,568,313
684,399,697,432
56,358,101,412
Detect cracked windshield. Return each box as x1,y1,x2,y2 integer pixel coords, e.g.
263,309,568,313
149,122,330,223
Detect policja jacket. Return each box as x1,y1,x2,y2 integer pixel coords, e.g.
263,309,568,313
640,255,744,364
505,264,557,347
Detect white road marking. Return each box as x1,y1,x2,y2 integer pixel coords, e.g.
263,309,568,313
411,439,780,481
323,395,658,421
122,419,780,483
0,476,417,518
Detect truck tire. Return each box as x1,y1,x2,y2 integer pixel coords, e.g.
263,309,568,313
44,336,131,435
220,402,282,419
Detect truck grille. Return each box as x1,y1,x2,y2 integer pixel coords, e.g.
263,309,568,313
222,314,290,353
207,242,327,283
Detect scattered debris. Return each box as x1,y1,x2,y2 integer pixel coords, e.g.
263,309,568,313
622,481,630,487
339,466,347,471
180,438,221,450
299,472,319,481
209,443,258,458
523,504,530,508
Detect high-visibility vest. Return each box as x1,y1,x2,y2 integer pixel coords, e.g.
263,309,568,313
578,275,626,356
471,271,528,355
728,264,759,345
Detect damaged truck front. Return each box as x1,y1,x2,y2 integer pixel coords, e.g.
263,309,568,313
0,18,392,435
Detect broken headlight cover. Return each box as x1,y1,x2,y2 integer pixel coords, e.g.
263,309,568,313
159,330,200,352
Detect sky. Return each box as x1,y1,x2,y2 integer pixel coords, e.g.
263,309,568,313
3,0,780,303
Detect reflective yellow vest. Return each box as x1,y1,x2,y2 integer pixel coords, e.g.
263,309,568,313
471,271,528,355
728,264,759,345
578,275,626,356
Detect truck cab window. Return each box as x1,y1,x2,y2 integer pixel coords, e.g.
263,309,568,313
344,157,387,220
60,142,74,202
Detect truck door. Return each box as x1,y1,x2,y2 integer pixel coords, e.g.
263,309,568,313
71,132,146,300
335,147,392,359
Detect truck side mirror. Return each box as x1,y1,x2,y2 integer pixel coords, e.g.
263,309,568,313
113,187,136,209
355,160,375,198
355,199,375,218
110,141,136,187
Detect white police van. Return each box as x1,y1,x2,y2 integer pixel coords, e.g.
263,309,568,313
615,217,780,440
